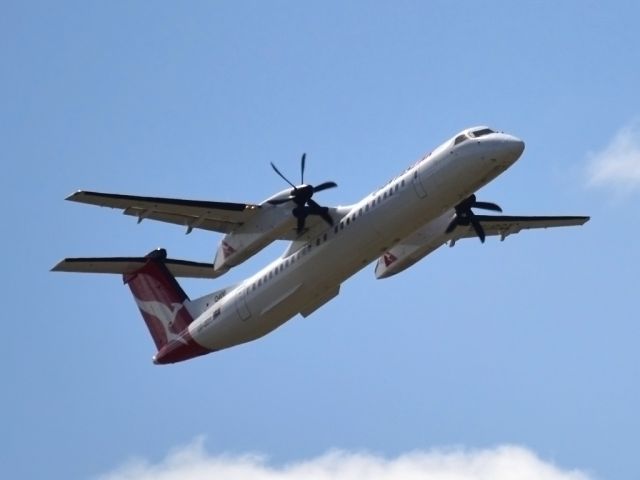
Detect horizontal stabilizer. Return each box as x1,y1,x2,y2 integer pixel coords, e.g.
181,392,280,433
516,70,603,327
52,250,222,279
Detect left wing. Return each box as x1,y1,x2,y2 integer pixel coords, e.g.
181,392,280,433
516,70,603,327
375,214,589,279
451,215,590,242
67,190,261,234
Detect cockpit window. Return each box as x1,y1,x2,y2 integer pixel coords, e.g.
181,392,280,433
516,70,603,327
469,128,495,138
454,134,468,145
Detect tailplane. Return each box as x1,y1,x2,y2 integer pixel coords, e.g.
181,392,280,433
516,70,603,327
52,248,214,363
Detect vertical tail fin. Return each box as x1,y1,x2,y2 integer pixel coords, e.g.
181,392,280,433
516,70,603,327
123,249,194,350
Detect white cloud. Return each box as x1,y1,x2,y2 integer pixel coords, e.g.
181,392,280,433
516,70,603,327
586,121,640,193
97,437,592,480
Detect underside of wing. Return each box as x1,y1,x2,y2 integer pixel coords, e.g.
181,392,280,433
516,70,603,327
451,215,590,241
67,191,261,233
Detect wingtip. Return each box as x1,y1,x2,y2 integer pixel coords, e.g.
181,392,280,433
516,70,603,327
65,190,84,201
50,260,67,272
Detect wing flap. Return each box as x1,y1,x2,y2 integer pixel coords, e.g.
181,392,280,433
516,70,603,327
121,208,237,233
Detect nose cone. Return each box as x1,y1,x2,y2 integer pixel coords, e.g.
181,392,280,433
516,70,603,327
499,135,525,164
509,137,525,156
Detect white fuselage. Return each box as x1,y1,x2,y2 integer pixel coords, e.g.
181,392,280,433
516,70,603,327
189,129,525,351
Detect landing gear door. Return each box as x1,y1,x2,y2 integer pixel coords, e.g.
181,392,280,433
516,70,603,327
235,287,251,322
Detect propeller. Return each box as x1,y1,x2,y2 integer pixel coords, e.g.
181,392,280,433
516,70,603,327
445,194,502,243
268,153,338,233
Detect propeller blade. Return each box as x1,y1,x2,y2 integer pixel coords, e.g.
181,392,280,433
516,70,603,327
313,181,338,193
447,194,499,241
469,214,486,243
445,218,459,234
473,201,502,212
296,216,306,233
307,199,334,226
458,194,476,211
292,206,308,233
269,154,337,232
320,210,334,226
270,162,297,189
306,198,321,210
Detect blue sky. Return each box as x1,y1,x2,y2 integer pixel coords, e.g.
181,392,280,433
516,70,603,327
3,1,639,479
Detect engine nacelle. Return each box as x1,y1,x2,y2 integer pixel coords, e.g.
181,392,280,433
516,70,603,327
374,211,453,279
214,203,292,274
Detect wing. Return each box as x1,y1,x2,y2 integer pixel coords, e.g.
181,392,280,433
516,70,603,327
67,190,261,234
451,215,590,241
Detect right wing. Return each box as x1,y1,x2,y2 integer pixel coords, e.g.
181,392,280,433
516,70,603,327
66,190,261,234
67,190,349,240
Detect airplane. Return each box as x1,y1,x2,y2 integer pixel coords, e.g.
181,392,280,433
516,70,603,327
52,126,589,364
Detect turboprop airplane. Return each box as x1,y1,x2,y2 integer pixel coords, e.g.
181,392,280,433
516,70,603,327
52,126,589,364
